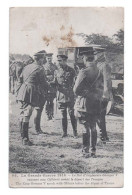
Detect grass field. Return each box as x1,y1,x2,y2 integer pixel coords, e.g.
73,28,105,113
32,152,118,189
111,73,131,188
9,94,123,173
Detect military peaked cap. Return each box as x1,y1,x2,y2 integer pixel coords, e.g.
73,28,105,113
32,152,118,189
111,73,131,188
34,50,46,57
57,54,68,60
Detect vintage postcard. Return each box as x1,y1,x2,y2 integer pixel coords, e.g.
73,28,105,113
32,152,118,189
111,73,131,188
9,7,124,187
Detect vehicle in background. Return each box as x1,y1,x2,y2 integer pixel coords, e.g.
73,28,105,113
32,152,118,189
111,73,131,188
58,46,124,116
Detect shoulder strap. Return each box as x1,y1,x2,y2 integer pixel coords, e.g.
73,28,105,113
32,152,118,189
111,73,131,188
90,70,101,88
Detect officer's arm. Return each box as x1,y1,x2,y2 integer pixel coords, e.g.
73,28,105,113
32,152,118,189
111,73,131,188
16,66,23,81
39,69,49,93
72,68,76,85
73,70,86,96
18,70,23,84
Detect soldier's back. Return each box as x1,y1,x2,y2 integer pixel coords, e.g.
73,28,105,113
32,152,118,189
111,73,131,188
17,63,47,107
74,64,104,114
22,63,43,84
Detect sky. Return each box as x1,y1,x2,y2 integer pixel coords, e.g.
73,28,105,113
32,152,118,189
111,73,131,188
10,7,124,55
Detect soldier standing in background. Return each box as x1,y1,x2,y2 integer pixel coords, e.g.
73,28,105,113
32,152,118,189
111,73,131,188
16,51,48,145
13,61,24,97
52,54,77,138
9,56,16,94
74,48,104,157
44,53,57,120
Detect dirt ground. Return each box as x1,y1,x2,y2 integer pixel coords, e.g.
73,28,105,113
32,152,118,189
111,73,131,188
9,94,123,173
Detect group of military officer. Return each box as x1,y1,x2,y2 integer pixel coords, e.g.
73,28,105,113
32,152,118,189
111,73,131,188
14,48,110,158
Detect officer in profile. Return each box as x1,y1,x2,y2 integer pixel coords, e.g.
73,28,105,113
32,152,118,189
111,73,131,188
43,53,57,120
52,53,77,137
74,47,104,157
16,50,48,145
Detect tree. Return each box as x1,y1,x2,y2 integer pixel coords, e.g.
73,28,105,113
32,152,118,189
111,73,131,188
77,30,124,53
113,29,124,47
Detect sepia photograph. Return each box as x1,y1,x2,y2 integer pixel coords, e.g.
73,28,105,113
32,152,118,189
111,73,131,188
9,7,124,187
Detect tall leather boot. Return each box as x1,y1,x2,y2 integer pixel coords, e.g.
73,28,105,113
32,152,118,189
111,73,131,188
62,118,68,137
97,116,109,142
91,129,97,157
34,109,43,134
82,131,90,157
100,116,109,141
99,100,109,141
46,100,52,120
19,121,23,138
70,114,77,137
49,100,54,120
22,122,32,146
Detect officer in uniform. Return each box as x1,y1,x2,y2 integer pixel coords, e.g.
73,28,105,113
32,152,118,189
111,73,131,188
74,48,104,157
52,53,77,137
17,50,48,145
43,53,57,120
33,51,48,134
96,54,112,142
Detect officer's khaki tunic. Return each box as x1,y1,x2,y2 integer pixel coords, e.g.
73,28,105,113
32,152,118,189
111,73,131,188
53,64,77,135
54,65,75,107
17,63,48,122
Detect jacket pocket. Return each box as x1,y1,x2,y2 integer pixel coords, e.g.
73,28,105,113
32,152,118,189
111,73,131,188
74,96,87,112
